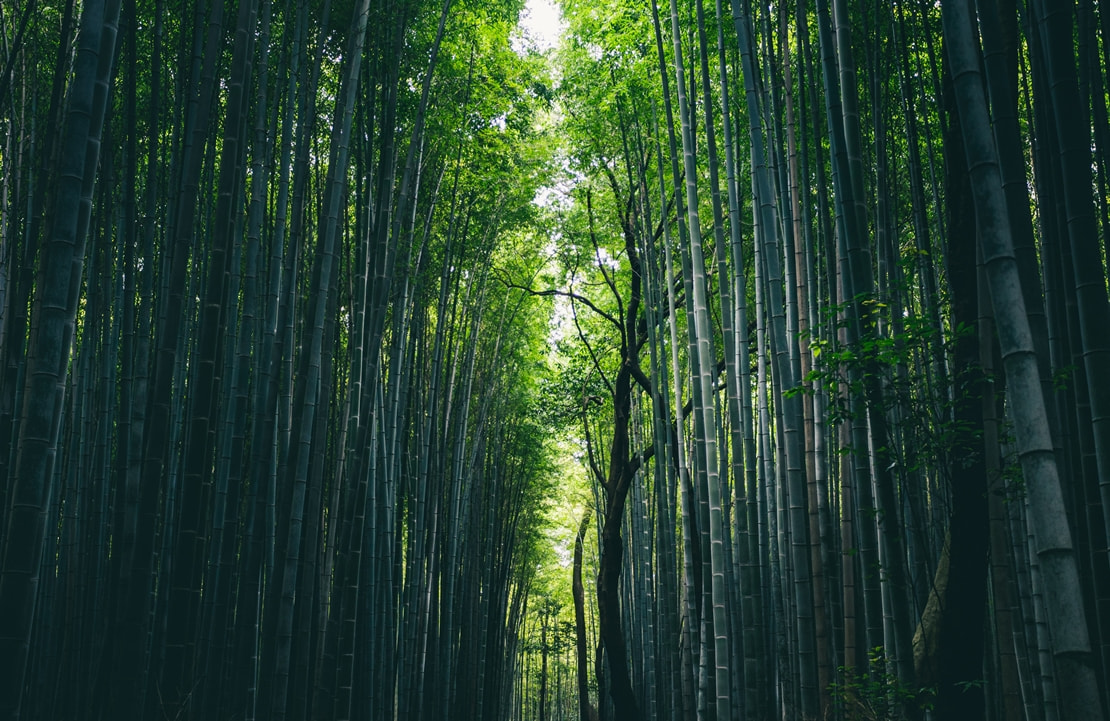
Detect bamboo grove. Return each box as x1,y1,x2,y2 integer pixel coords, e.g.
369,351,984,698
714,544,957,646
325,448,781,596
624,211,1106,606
1,0,1109,719
0,0,561,718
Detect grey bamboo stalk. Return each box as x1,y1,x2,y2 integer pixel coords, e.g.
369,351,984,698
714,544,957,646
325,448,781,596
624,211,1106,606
1021,493,1061,721
639,145,681,720
109,0,164,710
780,3,833,709
812,0,886,671
0,0,120,716
751,205,783,719
206,2,272,712
712,12,767,709
667,0,733,716
161,0,261,707
943,0,1105,717
268,1,371,716
979,259,1028,721
648,2,701,711
731,0,819,715
1028,0,1110,570
831,0,918,687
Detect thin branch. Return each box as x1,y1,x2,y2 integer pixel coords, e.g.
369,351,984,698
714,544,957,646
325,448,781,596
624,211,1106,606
586,188,626,339
572,295,617,400
629,357,653,395
497,275,624,333
581,392,608,489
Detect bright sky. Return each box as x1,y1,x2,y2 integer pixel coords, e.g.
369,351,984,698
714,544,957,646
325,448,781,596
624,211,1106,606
514,0,565,53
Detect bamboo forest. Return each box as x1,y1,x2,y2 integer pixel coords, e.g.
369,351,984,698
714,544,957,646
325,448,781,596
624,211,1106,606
4,0,1110,718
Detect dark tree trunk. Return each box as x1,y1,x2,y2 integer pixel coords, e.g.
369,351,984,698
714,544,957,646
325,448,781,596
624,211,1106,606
928,52,989,719
574,511,597,721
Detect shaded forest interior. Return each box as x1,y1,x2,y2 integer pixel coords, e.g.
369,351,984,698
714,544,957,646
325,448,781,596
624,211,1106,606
2,0,1110,719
